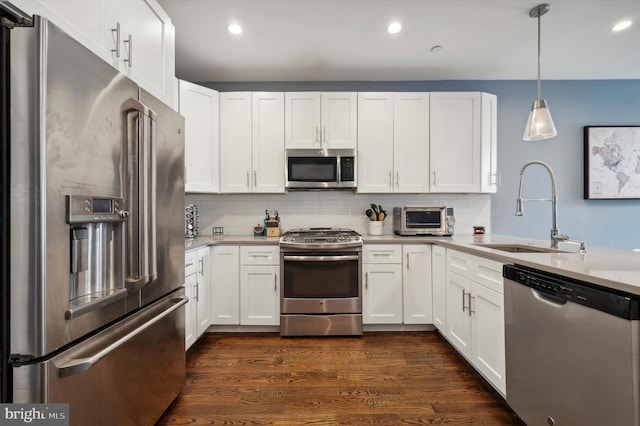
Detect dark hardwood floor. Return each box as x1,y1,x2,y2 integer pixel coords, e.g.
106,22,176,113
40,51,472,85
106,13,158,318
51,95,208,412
157,331,524,425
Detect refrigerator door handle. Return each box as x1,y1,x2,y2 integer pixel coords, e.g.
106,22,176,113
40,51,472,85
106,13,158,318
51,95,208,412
55,295,187,378
123,98,158,291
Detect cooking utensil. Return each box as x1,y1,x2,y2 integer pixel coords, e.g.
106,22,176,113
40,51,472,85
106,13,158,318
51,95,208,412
366,209,373,220
370,204,379,215
378,211,386,221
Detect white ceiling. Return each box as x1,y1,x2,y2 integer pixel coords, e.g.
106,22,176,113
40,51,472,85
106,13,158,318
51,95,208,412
158,0,640,82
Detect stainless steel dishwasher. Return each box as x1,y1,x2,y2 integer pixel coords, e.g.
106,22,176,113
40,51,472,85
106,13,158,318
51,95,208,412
504,264,640,426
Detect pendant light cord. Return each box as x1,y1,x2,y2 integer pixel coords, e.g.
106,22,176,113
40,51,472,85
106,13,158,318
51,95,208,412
537,13,542,101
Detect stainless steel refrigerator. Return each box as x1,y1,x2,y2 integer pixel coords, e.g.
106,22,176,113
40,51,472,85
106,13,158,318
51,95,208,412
0,11,187,425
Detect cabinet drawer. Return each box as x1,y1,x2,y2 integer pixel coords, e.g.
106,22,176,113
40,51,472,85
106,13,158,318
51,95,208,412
240,245,280,265
472,256,504,294
446,249,473,279
185,251,197,276
363,245,402,264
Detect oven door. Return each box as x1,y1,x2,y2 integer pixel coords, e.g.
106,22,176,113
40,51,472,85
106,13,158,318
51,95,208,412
281,252,361,314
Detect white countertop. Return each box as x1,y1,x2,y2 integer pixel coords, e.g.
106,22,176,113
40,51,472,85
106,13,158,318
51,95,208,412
186,233,640,296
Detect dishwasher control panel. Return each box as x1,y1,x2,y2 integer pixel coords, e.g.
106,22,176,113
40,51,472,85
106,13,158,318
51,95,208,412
503,264,640,320
512,271,592,307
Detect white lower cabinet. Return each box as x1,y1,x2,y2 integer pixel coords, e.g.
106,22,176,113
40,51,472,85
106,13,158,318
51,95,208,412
363,244,432,325
363,245,403,324
431,245,447,331
185,247,211,350
210,245,280,326
240,246,280,326
210,245,240,325
444,249,505,396
363,263,403,324
184,251,197,349
240,265,279,325
402,245,433,324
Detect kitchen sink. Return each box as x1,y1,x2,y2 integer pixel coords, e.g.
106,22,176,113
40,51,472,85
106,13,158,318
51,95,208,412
473,243,568,253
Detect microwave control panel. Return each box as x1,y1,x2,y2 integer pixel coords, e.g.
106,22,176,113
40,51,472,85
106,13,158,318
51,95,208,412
340,157,355,182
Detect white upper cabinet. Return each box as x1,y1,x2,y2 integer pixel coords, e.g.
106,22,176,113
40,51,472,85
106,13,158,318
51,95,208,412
357,93,430,193
429,92,497,193
285,92,357,149
179,80,220,193
252,92,286,193
394,93,430,192
357,93,394,193
12,0,177,108
111,0,175,106
220,92,253,193
220,92,285,193
479,93,498,193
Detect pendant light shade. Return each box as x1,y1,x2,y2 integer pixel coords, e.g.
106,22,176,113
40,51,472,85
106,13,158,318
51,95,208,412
523,99,556,140
523,3,557,141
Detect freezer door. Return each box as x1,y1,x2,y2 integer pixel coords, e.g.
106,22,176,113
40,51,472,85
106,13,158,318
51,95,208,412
138,89,185,307
13,288,187,425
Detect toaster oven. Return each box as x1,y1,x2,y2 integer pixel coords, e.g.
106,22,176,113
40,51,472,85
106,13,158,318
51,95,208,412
393,206,455,236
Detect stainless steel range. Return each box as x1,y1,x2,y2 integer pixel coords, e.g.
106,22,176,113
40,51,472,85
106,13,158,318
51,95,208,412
279,228,363,336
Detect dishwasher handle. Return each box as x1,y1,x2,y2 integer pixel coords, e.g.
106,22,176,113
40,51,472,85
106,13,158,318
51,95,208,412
531,287,567,306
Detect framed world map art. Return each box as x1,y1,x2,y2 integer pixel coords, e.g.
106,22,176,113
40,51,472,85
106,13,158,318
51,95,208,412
584,126,640,199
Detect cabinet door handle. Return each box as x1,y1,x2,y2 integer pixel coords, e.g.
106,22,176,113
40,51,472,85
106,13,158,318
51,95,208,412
469,294,475,316
406,253,410,270
432,170,437,186
111,23,121,57
123,34,132,67
254,170,257,188
194,282,199,301
198,257,204,275
274,273,278,292
461,289,467,312
365,272,368,290
396,171,400,188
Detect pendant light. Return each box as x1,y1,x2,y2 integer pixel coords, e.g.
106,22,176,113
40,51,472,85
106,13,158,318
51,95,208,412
523,3,557,141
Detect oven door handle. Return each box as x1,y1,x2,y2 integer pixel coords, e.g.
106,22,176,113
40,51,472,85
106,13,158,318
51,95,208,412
283,255,359,262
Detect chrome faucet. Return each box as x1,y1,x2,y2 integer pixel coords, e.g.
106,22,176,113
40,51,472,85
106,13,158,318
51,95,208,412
515,160,586,253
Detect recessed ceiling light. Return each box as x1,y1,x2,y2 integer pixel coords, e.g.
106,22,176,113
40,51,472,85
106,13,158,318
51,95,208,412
228,23,243,35
387,22,402,34
612,20,632,31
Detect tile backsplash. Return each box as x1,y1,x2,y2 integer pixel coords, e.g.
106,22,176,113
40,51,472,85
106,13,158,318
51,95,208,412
186,192,491,237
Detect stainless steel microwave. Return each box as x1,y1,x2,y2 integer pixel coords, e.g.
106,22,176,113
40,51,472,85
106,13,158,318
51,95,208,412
285,149,357,190
393,206,455,236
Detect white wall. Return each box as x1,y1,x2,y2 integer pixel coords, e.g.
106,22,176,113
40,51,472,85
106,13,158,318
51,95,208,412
186,192,490,237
